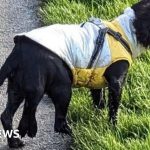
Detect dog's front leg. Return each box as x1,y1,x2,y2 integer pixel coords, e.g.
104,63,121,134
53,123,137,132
107,77,123,125
90,89,105,109
104,60,129,125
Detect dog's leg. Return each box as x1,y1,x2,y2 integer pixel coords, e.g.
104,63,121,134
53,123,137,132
1,86,24,148
90,89,105,109
104,60,129,125
18,91,43,138
50,86,72,135
107,77,123,125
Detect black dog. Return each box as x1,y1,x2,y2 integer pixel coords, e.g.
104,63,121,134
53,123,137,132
0,0,150,148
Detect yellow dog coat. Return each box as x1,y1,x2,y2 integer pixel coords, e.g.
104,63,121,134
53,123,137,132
16,7,143,89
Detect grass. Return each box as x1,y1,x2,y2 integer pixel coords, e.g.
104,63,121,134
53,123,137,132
40,0,150,149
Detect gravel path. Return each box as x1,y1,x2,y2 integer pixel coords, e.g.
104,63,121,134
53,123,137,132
0,0,72,149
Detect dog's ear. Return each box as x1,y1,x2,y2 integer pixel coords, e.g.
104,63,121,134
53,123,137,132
132,0,150,48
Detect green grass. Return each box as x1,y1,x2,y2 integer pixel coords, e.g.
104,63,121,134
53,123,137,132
40,0,150,149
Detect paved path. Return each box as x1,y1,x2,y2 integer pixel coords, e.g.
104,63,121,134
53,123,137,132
0,0,71,149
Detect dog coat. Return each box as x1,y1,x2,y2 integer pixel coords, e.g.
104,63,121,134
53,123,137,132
16,7,142,89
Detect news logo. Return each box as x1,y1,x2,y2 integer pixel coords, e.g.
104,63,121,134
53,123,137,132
0,129,19,138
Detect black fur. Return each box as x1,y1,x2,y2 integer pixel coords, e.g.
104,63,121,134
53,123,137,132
132,0,150,48
0,1,150,148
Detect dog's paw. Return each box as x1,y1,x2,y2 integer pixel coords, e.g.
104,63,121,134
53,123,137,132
8,138,25,148
27,119,37,138
55,121,72,136
18,118,28,138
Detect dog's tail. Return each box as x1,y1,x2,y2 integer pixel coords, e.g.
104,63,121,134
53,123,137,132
0,37,20,86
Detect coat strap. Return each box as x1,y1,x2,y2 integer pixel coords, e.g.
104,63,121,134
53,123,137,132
107,28,132,56
87,28,108,68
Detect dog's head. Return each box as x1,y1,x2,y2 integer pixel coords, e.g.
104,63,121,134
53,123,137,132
132,0,150,48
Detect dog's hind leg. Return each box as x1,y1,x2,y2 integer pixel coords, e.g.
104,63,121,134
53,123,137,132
104,60,129,125
50,85,72,135
90,89,105,109
18,89,44,138
1,80,24,148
